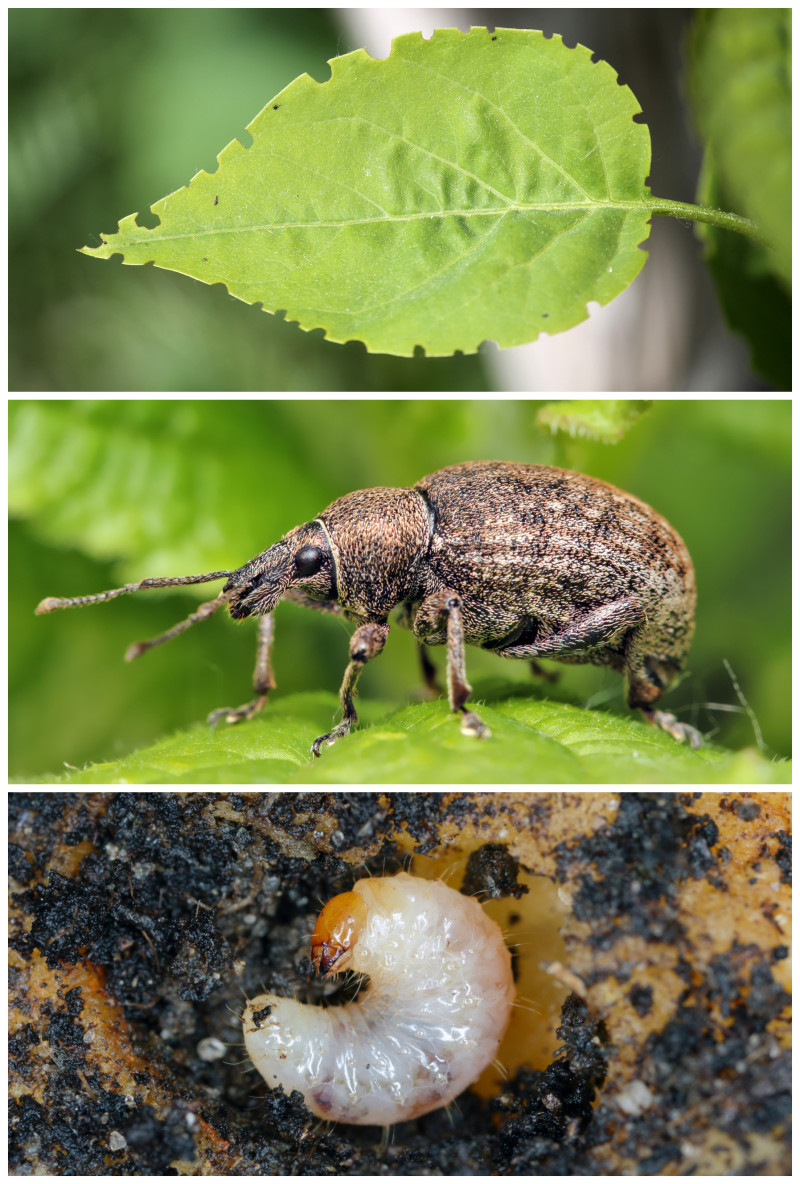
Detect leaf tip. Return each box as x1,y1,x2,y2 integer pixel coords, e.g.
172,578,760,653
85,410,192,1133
78,236,116,260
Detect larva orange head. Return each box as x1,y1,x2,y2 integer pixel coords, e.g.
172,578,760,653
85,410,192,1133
311,890,368,977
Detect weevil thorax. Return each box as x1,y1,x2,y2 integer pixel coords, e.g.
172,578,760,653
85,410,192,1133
317,487,432,618
225,522,335,620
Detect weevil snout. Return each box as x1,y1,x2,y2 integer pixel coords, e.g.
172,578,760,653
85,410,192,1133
225,546,292,620
226,567,287,620
226,526,335,619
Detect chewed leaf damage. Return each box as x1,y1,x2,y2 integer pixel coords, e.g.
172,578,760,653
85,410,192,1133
79,27,652,356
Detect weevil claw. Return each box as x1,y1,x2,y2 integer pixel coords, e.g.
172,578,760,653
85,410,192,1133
460,710,491,739
208,707,235,728
648,710,703,749
311,723,352,756
208,693,268,728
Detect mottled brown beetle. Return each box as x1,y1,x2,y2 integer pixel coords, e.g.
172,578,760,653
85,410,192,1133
36,461,701,754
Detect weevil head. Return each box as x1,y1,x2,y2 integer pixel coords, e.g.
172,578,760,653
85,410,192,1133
225,523,336,620
226,486,432,622
317,486,432,618
311,890,368,977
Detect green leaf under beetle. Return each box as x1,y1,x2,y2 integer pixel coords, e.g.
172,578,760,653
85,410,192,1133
18,688,790,786
81,27,653,357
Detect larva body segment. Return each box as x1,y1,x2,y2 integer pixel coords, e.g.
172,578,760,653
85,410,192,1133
242,872,515,1125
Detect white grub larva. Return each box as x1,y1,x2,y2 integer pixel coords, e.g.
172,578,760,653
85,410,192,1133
242,871,515,1125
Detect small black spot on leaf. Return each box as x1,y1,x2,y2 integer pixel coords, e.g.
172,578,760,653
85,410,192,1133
213,195,218,206
273,104,280,110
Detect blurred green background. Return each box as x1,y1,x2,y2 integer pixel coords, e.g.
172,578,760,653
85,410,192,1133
9,8,490,392
10,7,775,391
9,399,791,779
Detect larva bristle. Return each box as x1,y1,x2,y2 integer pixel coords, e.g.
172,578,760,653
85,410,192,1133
510,995,542,1016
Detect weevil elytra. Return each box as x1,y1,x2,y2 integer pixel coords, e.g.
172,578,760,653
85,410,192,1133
35,461,702,754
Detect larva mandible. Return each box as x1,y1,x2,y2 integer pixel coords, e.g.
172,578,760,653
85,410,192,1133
242,871,516,1125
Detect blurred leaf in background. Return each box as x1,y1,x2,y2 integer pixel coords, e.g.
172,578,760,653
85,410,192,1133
535,400,653,444
9,399,790,779
688,8,791,389
9,8,489,393
10,8,775,391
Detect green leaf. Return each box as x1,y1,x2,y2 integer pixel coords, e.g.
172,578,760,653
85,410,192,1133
688,9,791,289
536,400,652,444
18,685,790,786
8,399,333,577
81,27,653,357
694,163,790,390
687,7,792,388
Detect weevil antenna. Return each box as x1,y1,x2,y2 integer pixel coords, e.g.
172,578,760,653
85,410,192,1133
35,570,232,615
125,589,235,661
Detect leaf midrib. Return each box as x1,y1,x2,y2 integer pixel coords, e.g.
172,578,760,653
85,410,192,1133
112,200,649,246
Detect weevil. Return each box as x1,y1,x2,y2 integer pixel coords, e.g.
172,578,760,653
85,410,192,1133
35,461,701,754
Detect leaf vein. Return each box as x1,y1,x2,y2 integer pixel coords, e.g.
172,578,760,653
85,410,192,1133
391,49,594,200
128,201,641,245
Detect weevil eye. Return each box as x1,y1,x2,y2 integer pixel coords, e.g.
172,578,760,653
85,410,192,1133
295,544,324,577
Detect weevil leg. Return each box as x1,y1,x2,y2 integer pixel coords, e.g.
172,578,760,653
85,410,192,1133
626,642,702,748
497,598,643,659
418,643,444,695
444,598,490,739
312,621,389,756
208,614,276,727
397,601,442,696
413,591,490,739
529,659,560,683
640,708,703,749
395,602,442,695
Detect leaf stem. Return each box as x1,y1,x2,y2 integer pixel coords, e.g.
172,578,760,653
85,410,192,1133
645,197,766,245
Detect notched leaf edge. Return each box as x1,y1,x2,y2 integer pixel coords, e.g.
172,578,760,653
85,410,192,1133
79,26,654,357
